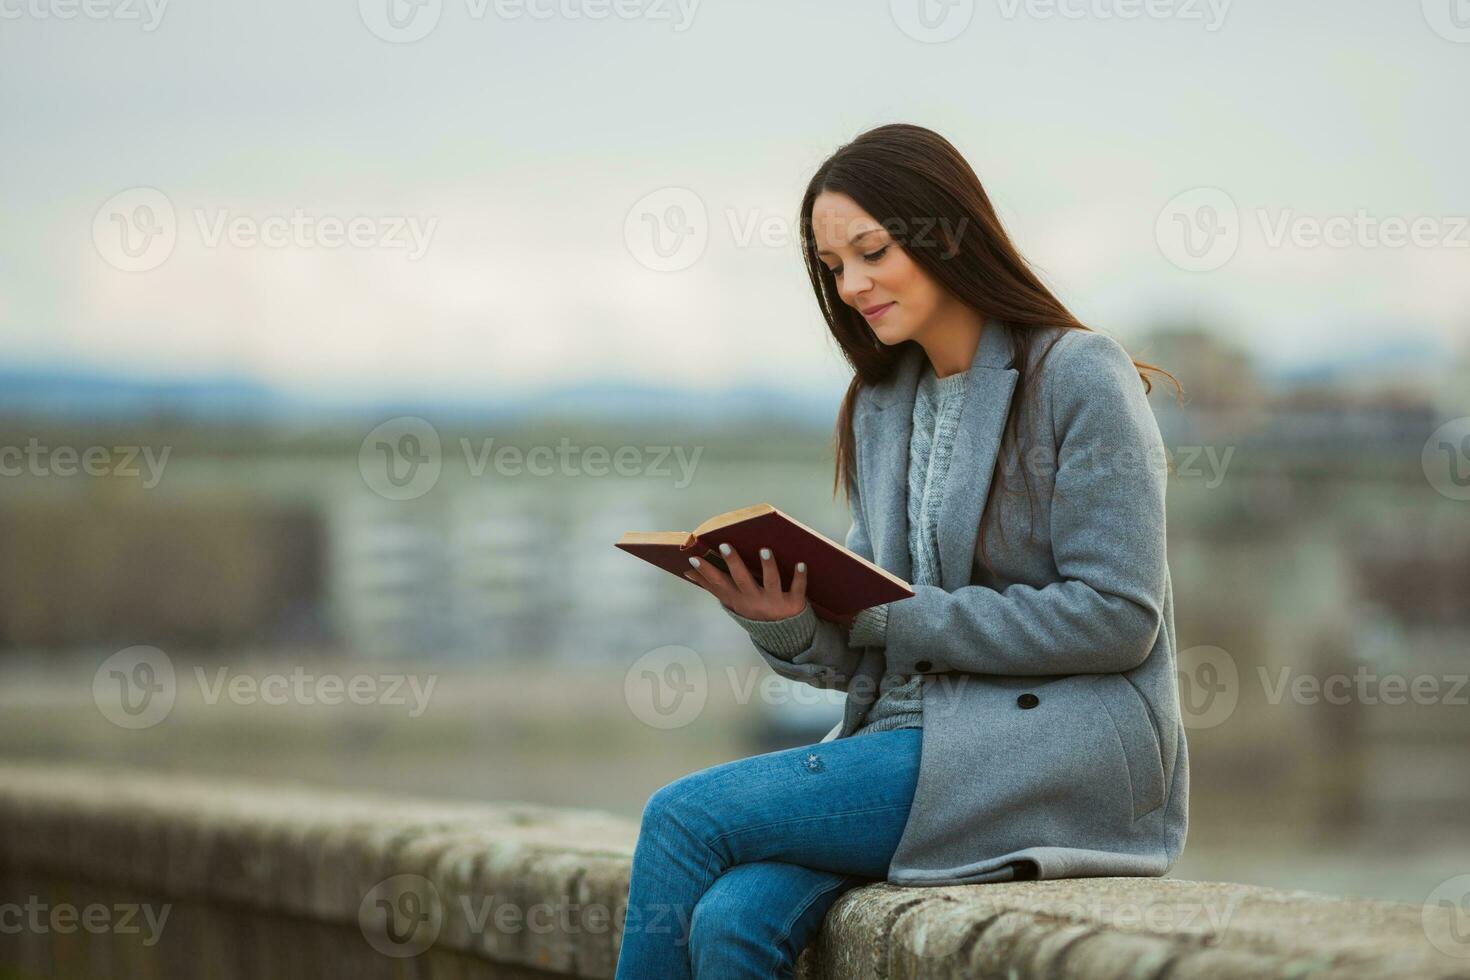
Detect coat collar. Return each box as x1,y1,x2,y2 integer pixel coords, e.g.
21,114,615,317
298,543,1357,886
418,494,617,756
855,317,1020,592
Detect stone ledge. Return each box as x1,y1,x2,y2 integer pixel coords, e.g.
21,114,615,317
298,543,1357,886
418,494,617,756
0,764,1462,979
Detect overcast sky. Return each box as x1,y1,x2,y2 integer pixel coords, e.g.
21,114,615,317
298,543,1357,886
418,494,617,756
2,0,1466,400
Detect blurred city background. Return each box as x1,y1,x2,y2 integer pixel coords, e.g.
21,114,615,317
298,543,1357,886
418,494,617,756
1,0,1467,912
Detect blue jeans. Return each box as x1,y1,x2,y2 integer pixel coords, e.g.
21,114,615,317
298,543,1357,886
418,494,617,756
613,727,922,980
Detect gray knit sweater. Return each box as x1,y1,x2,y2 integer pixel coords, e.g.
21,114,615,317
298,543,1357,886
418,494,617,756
724,360,969,736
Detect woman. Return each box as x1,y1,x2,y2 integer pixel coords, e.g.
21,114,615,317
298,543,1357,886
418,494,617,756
613,123,1189,980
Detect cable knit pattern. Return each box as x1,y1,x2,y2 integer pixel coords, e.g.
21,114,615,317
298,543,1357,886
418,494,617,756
725,359,969,738
850,363,967,735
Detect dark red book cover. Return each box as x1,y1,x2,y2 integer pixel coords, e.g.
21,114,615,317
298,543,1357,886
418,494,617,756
615,502,913,619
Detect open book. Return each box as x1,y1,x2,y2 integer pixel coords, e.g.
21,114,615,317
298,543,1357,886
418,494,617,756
614,502,914,620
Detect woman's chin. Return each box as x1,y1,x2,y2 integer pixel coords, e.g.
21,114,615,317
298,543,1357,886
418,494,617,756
871,321,908,345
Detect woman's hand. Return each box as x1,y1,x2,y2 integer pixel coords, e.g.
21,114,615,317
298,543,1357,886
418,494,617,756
683,543,808,621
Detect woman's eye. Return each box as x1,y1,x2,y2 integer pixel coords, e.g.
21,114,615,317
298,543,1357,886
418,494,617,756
827,246,888,278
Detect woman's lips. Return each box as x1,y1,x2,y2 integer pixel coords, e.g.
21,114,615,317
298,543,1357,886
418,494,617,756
863,302,895,320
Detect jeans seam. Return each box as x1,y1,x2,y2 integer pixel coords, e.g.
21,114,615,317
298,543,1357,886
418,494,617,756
779,875,855,938
705,801,914,853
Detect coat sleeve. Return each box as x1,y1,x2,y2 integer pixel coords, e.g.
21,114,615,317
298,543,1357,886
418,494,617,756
882,330,1169,677
726,451,876,692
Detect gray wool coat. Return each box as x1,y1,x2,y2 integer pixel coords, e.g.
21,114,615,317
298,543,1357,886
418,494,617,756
740,319,1189,887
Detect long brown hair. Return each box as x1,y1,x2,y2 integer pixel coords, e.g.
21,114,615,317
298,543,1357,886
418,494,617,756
800,123,1182,573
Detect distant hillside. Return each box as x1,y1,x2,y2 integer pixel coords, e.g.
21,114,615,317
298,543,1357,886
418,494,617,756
0,365,847,430
2,334,1454,431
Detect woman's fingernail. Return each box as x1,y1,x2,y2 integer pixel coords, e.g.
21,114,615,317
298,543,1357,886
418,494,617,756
796,562,806,572
760,547,771,560
719,543,731,556
689,557,701,568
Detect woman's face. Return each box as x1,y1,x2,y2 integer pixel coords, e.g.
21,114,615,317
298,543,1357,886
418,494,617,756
811,190,947,346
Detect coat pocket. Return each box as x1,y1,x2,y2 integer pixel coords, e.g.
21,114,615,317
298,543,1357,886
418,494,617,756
1089,674,1166,820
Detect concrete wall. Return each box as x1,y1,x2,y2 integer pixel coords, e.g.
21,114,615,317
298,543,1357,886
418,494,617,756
0,764,1462,979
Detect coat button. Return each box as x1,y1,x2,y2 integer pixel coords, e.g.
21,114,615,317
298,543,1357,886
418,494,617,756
1017,693,1039,709
915,659,932,672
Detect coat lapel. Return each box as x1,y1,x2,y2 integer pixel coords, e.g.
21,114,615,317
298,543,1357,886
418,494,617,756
858,318,1019,593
